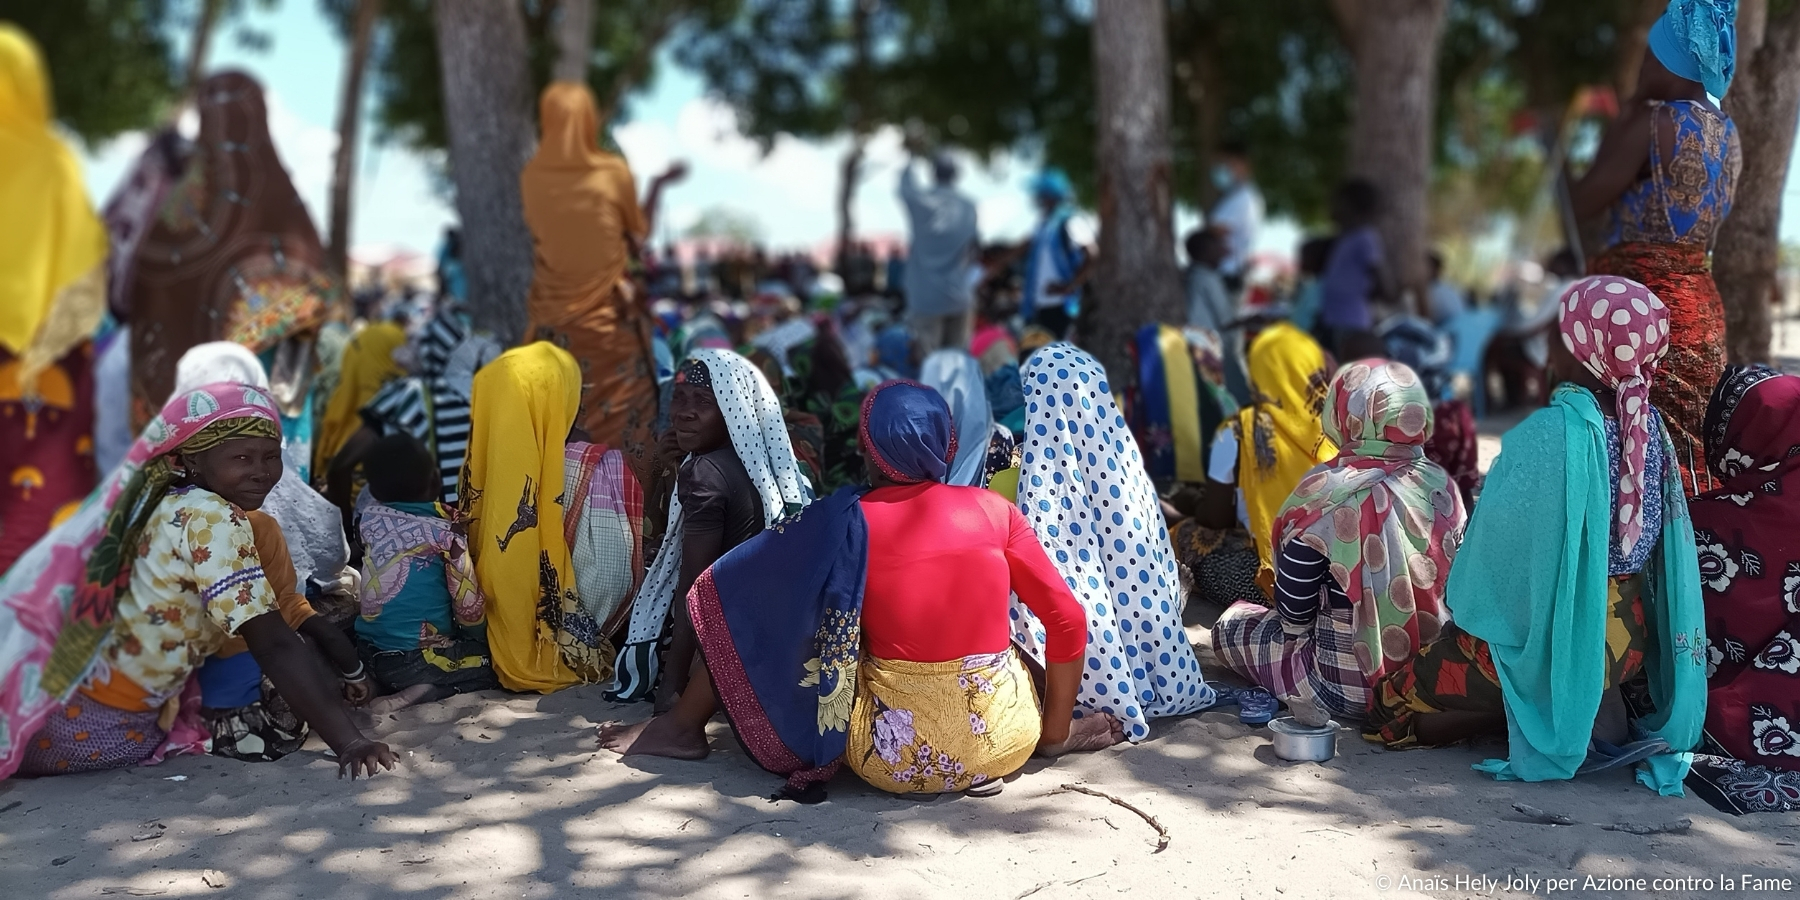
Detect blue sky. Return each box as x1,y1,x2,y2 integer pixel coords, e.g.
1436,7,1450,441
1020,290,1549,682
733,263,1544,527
76,2,1800,261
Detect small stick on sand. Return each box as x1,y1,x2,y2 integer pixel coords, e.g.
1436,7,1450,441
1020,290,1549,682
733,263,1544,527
1511,803,1576,826
1051,784,1171,853
1603,819,1691,835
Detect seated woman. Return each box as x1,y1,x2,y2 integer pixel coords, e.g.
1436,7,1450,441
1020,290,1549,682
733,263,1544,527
1213,360,1467,723
1131,324,1220,490
355,433,498,713
461,342,615,693
1170,322,1335,611
1686,366,1800,812
610,350,811,707
0,384,395,778
598,381,1120,797
1013,345,1218,741
919,348,1016,488
1366,276,1705,794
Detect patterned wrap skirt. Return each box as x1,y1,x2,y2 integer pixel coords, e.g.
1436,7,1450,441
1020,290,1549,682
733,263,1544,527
845,650,1041,795
1212,601,1369,719
18,696,165,776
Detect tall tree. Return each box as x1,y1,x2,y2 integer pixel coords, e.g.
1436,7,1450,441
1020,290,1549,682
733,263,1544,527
433,0,536,341
1087,0,1183,380
1715,0,1800,363
1332,0,1450,310
324,0,384,279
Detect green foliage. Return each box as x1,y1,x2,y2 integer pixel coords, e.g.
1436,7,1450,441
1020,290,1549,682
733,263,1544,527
0,0,183,146
364,0,739,155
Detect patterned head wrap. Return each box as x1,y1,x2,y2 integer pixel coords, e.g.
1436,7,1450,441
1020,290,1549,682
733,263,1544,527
859,380,956,485
1648,0,1738,99
1557,275,1671,557
676,357,713,390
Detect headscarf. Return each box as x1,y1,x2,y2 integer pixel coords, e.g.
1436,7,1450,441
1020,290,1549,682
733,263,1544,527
1011,344,1215,742
1273,360,1467,687
0,26,108,392
1029,168,1074,203
313,321,406,473
0,383,280,778
129,71,338,427
170,342,348,587
563,441,645,639
1691,366,1800,769
462,342,609,693
1556,275,1671,559
861,380,955,485
609,348,811,701
1648,0,1737,99
918,351,992,487
1235,322,1336,577
875,325,918,380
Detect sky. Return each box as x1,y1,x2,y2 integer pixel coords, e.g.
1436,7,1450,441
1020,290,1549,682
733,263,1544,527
76,2,1800,263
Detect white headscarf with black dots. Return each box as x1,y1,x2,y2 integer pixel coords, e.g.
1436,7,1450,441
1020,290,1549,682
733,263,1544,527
608,348,812,700
1010,344,1216,741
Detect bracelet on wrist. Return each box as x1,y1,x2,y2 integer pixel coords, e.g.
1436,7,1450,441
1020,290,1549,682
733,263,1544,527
340,662,367,682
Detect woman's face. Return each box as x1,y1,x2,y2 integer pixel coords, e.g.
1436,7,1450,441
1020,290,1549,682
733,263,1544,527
670,382,729,455
180,436,283,510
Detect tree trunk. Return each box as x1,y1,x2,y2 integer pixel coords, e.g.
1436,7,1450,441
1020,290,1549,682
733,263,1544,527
433,0,537,343
326,0,383,281
182,0,225,96
1714,4,1800,364
1087,0,1184,382
835,137,867,277
1339,0,1448,315
552,0,594,83
1613,0,1665,102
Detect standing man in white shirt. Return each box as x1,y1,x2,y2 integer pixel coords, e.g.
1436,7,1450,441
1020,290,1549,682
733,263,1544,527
898,147,980,354
1207,141,1264,294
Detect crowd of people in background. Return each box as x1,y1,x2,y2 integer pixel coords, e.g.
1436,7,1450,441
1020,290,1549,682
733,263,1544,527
3,1,1797,817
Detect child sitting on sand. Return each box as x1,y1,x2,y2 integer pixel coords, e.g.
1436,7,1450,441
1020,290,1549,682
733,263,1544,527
355,434,498,713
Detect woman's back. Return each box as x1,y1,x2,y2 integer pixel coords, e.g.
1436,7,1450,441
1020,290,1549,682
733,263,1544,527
860,482,1081,664
1604,101,1741,250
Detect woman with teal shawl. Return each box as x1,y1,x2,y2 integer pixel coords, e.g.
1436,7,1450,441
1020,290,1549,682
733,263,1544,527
1367,276,1706,795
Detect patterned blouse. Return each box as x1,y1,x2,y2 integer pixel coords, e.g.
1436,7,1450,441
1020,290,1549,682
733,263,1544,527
1603,101,1741,251
98,487,278,707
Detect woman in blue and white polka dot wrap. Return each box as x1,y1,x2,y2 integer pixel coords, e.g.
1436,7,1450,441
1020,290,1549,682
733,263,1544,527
1009,344,1218,741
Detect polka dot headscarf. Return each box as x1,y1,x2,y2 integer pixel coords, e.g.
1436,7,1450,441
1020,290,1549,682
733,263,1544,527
1557,275,1670,557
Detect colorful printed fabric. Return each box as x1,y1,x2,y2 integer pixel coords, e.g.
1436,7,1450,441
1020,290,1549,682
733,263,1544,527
689,486,867,798
0,346,98,572
1555,276,1672,558
1691,366,1800,776
779,334,866,493
919,350,995,488
564,442,645,637
1213,600,1366,718
462,342,608,693
611,349,810,702
1011,344,1215,742
1435,383,1705,792
1604,102,1740,251
200,674,306,763
1170,520,1264,608
18,697,165,776
845,650,1040,794
356,496,484,653
1234,323,1336,578
1366,574,1650,747
1425,399,1480,506
1132,325,1205,486
1271,360,1468,691
1685,754,1800,815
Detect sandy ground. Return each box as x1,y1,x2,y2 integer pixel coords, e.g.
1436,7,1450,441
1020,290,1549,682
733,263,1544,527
8,333,1800,900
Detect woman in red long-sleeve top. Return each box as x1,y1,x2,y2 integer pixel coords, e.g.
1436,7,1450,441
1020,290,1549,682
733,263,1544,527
600,379,1121,798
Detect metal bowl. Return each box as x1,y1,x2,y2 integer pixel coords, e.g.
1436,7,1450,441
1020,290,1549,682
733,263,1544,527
1268,716,1339,762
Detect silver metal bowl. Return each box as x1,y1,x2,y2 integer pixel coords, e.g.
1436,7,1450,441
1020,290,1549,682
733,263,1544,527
1268,716,1339,762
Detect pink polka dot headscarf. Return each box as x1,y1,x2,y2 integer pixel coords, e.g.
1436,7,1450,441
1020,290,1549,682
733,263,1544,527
1557,275,1670,557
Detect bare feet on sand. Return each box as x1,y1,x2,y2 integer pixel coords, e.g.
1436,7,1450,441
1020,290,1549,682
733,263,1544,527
596,715,711,760
366,684,435,716
1036,712,1126,757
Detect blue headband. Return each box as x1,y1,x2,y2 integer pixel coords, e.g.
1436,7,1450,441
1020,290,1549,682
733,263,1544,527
1647,0,1737,98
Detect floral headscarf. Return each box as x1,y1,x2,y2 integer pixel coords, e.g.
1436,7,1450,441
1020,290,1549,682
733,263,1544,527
1557,275,1671,558
1273,360,1467,683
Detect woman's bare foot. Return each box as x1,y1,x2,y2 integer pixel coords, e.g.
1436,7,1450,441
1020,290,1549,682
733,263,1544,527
596,714,710,760
1036,712,1126,757
366,684,435,716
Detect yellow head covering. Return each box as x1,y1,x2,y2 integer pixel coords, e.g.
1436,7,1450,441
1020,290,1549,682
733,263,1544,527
462,341,612,693
0,25,107,389
1233,322,1336,582
313,321,406,472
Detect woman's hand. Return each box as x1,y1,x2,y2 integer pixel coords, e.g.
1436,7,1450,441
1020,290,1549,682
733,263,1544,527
341,676,373,707
338,739,399,779
1036,711,1125,757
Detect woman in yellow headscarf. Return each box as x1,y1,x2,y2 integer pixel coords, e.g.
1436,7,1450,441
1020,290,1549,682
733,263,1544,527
314,321,405,475
0,25,108,571
1169,321,1335,608
461,342,613,693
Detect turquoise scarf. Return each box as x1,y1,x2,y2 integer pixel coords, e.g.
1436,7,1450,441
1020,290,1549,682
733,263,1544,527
1447,384,1705,795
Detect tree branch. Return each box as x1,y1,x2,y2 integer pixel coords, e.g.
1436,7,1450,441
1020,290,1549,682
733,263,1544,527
1327,0,1362,47
596,0,688,123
